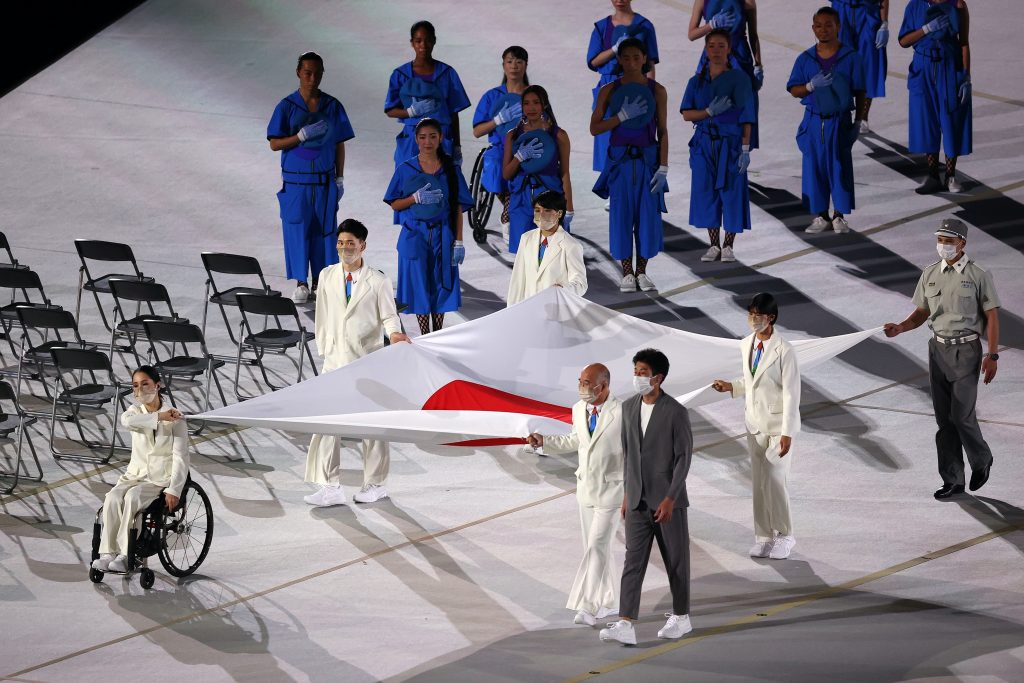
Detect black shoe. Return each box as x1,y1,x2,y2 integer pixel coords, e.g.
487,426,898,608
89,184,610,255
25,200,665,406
934,483,965,499
916,175,944,195
969,463,991,492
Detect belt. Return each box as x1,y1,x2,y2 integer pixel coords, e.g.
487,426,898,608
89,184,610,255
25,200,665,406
933,333,979,346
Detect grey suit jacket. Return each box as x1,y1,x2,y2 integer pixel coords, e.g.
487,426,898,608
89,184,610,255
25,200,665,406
621,392,693,510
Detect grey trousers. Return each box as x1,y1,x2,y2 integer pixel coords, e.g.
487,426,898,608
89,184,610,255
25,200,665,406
619,503,690,620
928,338,993,486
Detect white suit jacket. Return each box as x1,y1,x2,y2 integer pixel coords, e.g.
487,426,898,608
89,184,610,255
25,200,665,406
542,395,623,508
315,262,402,370
730,332,801,437
506,227,587,306
118,404,189,497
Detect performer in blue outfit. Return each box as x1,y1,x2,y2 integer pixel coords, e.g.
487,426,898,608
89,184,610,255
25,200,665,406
899,0,972,194
501,85,574,254
590,39,669,294
385,20,471,222
688,0,762,150
385,118,473,336
786,7,866,235
472,46,529,247
587,0,660,177
268,52,355,305
681,29,756,264
832,0,890,134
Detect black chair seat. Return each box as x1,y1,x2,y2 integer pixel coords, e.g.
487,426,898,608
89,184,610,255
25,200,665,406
1,302,62,321
117,314,188,335
57,383,128,405
0,263,29,271
25,341,94,364
0,413,36,435
210,286,282,307
244,329,309,348
156,356,226,376
83,274,155,294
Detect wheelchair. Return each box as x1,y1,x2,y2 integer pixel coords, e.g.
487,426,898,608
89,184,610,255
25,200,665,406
468,145,497,244
89,476,213,589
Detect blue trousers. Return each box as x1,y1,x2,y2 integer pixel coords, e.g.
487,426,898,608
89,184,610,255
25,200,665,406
796,110,856,215
277,180,339,283
688,131,750,233
594,145,666,260
908,54,972,158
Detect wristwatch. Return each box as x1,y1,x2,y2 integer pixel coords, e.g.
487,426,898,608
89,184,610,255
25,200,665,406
987,353,1000,361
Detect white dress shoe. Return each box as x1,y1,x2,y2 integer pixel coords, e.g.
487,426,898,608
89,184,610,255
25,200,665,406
574,610,596,626
700,245,721,262
831,215,851,233
353,484,389,504
769,535,796,559
720,246,736,262
805,216,831,234
619,274,637,292
636,273,657,292
599,619,637,645
291,284,310,304
91,553,115,571
657,613,693,639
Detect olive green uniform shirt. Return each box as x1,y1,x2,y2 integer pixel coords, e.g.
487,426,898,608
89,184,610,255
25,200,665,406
911,256,1000,337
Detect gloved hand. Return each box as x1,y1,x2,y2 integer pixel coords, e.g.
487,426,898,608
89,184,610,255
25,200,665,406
514,137,544,162
649,165,668,194
297,120,328,143
709,10,737,30
453,240,466,265
806,71,833,92
493,101,522,127
413,182,444,205
753,64,764,87
921,15,949,35
407,97,437,118
875,21,890,49
612,34,629,55
958,74,971,104
616,95,649,123
335,176,345,201
562,211,574,232
704,95,733,118
737,145,751,174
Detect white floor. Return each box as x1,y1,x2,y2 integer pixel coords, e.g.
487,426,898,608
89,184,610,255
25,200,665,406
1,1,1023,681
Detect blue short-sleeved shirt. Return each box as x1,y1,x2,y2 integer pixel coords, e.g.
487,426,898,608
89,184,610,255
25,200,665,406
385,61,471,127
267,90,354,173
473,85,512,146
587,14,659,76
786,45,865,113
383,158,474,224
681,71,755,133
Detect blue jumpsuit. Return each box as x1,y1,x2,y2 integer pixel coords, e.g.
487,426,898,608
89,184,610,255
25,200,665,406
696,0,761,149
384,159,473,315
472,85,516,196
899,0,971,158
506,124,565,254
267,90,355,283
593,79,666,261
832,0,888,99
587,15,660,173
384,62,471,165
787,46,865,215
681,70,755,233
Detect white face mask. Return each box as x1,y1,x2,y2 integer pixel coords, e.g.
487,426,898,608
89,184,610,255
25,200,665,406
749,316,770,334
936,243,959,261
133,389,159,406
632,375,655,396
341,249,361,265
578,385,600,403
535,214,560,232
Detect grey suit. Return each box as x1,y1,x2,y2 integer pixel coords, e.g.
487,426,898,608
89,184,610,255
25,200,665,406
619,392,693,620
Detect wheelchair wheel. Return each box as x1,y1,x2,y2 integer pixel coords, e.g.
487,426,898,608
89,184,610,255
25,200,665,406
158,479,213,578
468,147,495,243
89,568,104,584
140,567,155,589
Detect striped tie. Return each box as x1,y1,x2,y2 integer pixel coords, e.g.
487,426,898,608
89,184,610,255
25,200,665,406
588,406,599,434
345,272,353,302
751,340,764,376
538,237,548,265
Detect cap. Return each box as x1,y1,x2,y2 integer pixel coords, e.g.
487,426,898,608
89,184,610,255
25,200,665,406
935,218,968,240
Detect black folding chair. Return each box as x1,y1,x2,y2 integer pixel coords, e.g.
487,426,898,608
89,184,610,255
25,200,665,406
15,307,94,404
75,239,155,332
233,293,317,399
200,252,280,346
0,232,28,271
0,379,41,493
48,347,131,463
144,320,226,434
0,267,60,361
108,279,187,367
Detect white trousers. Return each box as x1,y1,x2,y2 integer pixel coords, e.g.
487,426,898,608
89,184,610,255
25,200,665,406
304,436,389,488
99,481,165,555
566,503,620,614
747,432,794,542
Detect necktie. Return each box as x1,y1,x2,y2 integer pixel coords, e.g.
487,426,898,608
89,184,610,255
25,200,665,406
345,272,353,302
751,340,764,376
538,237,548,265
588,406,599,434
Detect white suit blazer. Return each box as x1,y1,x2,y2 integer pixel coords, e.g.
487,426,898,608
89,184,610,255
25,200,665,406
506,227,587,306
730,332,801,437
315,262,402,370
118,404,189,497
542,395,623,508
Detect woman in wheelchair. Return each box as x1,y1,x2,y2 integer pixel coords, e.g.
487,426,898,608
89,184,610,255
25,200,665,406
91,366,188,574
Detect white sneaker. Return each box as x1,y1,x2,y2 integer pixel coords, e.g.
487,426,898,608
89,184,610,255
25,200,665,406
291,284,310,304
353,484,389,504
304,485,346,507
749,540,773,558
595,606,619,619
501,222,510,247
769,535,796,559
720,246,736,262
831,215,851,233
946,174,963,193
107,555,128,573
858,119,870,135
700,245,721,262
91,553,115,571
657,613,693,639
636,274,657,292
599,619,637,645
805,216,831,234
619,274,637,292
574,610,596,626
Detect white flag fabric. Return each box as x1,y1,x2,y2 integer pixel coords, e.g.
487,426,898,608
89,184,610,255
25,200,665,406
197,288,880,445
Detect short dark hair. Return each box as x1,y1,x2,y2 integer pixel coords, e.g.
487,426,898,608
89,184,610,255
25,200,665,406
132,365,161,385
338,219,368,242
632,348,669,379
814,6,840,22
296,51,324,71
704,28,732,44
618,37,647,56
532,190,566,213
410,20,436,42
747,292,779,323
